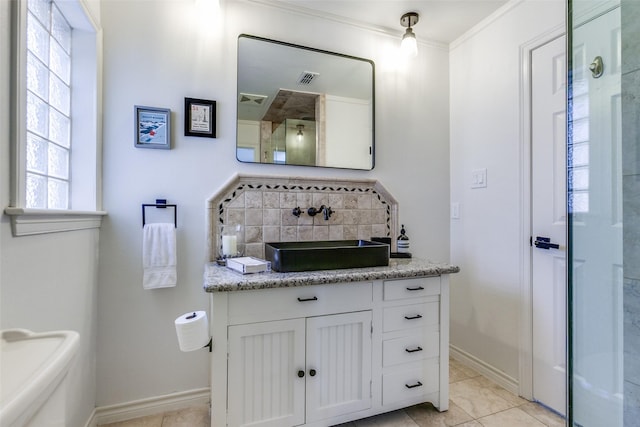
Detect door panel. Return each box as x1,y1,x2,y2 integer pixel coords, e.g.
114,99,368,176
305,311,372,422
228,319,305,427
531,34,567,415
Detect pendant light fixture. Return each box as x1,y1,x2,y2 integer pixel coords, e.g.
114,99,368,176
400,12,419,58
296,124,304,142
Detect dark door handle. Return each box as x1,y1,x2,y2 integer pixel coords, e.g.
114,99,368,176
309,369,317,377
298,370,305,378
405,346,423,353
297,296,318,302
405,381,423,389
534,236,560,250
406,286,424,291
404,314,423,320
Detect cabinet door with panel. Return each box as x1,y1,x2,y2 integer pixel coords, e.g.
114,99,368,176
306,311,372,422
228,319,306,427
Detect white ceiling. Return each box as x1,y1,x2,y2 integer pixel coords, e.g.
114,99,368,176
266,0,509,44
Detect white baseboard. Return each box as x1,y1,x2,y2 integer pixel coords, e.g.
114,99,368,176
84,388,210,426
450,344,520,395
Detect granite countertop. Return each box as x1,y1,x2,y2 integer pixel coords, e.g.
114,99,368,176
203,258,460,292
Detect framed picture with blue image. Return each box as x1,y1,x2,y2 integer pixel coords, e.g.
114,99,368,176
135,105,171,149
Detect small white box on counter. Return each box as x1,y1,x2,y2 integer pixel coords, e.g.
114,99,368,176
226,257,271,274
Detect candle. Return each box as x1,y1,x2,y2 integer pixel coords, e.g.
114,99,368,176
222,235,237,256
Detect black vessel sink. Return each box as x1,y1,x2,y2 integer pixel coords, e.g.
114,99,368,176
264,240,390,272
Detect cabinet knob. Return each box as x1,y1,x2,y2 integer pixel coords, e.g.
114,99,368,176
309,369,317,377
298,370,305,378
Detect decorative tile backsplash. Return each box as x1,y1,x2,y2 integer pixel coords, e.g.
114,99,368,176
207,174,398,261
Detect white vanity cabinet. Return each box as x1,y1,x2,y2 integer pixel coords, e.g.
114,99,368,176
206,266,452,427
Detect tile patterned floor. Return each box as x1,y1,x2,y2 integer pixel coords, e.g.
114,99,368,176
99,359,565,427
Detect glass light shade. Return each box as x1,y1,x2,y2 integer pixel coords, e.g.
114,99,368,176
401,29,418,58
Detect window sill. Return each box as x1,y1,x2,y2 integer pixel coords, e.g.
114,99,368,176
4,208,107,236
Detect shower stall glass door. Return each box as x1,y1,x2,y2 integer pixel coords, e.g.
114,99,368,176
568,2,624,425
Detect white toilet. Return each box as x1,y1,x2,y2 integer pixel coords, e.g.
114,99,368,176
0,329,80,427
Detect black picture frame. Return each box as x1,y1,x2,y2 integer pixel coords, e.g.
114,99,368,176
134,105,171,149
185,97,216,138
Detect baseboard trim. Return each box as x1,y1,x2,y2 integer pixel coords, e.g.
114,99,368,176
85,388,210,426
450,344,519,395
84,409,98,427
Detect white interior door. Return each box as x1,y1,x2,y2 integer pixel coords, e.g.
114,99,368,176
531,33,567,416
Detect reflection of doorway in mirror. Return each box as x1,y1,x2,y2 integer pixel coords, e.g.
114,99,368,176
237,120,260,162
285,119,316,166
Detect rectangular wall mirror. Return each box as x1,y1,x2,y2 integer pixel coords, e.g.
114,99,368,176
236,34,375,170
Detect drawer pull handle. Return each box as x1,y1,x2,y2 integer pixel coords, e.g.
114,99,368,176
405,346,423,353
404,314,423,320
297,296,318,302
406,286,424,291
405,381,423,389
297,370,305,378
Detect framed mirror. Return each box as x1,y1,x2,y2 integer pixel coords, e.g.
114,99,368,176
236,34,375,170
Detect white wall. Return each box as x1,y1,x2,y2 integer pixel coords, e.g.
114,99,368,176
449,0,564,381
97,0,450,406
0,2,102,426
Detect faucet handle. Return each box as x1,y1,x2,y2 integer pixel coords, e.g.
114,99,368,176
292,207,302,217
323,206,333,220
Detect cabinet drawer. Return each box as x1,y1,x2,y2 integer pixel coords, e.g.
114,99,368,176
228,282,373,324
382,362,440,406
382,332,439,367
383,277,440,301
382,302,439,333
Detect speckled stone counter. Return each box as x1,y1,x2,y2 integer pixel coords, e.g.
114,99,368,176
203,257,460,292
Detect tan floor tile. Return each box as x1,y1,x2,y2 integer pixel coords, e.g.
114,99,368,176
449,359,481,383
471,376,528,407
452,422,483,427
518,402,566,427
99,414,164,427
476,407,546,427
449,378,513,419
354,409,419,426
161,404,210,426
405,401,474,426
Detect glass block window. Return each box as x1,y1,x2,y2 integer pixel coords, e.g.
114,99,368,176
25,0,71,209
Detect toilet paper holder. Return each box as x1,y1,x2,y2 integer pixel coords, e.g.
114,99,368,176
185,312,212,352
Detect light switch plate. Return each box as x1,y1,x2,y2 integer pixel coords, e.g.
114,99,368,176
451,202,460,219
471,168,487,189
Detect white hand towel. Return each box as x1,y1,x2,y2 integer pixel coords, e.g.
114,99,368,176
142,223,177,289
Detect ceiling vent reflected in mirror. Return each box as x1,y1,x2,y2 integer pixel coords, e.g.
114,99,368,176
239,93,268,106
297,71,319,85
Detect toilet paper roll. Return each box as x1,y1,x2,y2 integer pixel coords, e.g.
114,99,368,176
174,311,210,352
